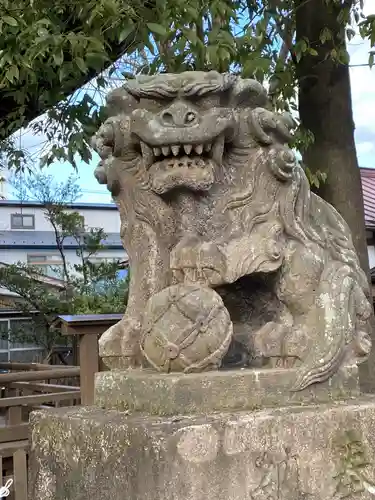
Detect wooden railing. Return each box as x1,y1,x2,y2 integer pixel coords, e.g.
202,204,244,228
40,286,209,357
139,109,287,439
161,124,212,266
0,313,122,500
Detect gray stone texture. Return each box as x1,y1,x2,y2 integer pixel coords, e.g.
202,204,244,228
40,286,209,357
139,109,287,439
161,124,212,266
29,399,375,500
95,367,360,416
92,71,372,392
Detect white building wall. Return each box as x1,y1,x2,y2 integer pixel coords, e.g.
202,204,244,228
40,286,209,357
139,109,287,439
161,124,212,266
78,208,121,232
368,245,375,269
0,202,125,271
0,248,125,267
0,249,28,265
0,205,120,232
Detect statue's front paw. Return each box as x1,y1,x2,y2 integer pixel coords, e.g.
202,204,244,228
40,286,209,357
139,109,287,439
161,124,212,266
99,317,142,369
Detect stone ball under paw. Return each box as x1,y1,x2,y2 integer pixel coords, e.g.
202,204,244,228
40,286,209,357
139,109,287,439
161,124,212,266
140,284,233,373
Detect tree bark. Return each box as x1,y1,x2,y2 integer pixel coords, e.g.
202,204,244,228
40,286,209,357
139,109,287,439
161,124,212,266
295,0,369,275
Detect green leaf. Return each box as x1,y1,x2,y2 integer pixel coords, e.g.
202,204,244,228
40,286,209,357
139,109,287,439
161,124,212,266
3,16,18,27
206,45,218,68
85,52,109,69
75,57,87,73
186,6,198,20
59,65,70,83
320,27,332,44
369,52,374,69
5,65,19,83
220,30,236,47
144,37,155,55
346,28,356,41
53,50,64,66
183,28,199,44
338,48,350,65
218,47,231,62
147,23,167,36
309,48,318,56
320,172,327,183
118,24,135,44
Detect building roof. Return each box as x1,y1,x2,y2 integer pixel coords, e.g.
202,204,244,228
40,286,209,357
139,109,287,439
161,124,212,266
0,200,117,210
0,262,66,289
360,168,375,229
0,231,123,249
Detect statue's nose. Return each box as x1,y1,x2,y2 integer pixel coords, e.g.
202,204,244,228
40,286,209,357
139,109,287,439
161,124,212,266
160,106,198,127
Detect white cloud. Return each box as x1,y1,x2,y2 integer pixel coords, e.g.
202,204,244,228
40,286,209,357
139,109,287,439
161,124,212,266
357,141,374,155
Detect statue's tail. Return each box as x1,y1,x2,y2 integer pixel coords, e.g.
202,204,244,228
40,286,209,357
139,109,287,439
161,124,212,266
292,263,359,391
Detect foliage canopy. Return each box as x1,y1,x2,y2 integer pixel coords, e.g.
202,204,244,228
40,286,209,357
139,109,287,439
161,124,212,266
0,0,374,171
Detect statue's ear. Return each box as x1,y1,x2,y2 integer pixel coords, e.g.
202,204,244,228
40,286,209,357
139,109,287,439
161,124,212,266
230,78,268,108
106,87,139,117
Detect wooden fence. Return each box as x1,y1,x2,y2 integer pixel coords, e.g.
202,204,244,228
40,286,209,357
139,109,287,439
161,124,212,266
0,313,121,500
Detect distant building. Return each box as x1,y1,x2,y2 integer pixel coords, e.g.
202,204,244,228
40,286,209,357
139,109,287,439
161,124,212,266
360,168,375,303
0,200,127,362
0,200,126,277
0,270,66,363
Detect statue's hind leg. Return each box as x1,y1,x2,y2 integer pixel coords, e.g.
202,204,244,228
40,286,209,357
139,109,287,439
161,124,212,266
276,241,372,390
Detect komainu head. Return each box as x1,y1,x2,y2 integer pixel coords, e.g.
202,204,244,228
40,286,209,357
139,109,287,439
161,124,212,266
91,71,292,195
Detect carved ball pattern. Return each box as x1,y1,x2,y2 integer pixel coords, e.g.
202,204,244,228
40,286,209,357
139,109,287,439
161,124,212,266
140,285,233,373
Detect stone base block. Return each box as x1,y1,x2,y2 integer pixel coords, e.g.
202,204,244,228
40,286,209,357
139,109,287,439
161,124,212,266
95,366,360,415
30,398,375,500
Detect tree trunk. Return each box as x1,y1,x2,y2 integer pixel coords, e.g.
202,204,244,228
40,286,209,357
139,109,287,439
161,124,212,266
295,0,369,276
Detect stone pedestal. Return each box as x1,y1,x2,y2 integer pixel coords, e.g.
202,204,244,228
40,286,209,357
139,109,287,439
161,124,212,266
29,368,375,500
95,366,360,415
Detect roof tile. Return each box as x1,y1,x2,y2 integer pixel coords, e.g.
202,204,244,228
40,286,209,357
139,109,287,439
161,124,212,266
0,231,122,248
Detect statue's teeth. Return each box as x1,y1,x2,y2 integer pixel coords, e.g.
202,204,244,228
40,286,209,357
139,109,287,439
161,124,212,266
204,143,212,152
195,144,203,155
162,146,170,156
171,145,180,156
184,144,192,155
153,147,162,156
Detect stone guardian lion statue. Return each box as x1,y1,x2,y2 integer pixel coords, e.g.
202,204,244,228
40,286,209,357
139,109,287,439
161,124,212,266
92,71,372,391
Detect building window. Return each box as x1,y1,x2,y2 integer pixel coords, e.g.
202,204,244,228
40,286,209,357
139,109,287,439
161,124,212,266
11,213,35,229
27,254,63,279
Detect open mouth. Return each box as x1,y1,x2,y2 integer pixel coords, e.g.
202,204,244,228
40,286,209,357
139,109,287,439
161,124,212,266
139,136,224,170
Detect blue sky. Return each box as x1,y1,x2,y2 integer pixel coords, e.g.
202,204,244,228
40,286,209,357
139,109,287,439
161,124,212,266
348,3,375,171
5,0,375,203
39,152,112,204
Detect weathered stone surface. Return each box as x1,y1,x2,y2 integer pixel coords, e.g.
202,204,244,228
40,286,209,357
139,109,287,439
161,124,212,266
140,284,233,373
92,70,372,392
29,398,375,500
95,367,360,416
